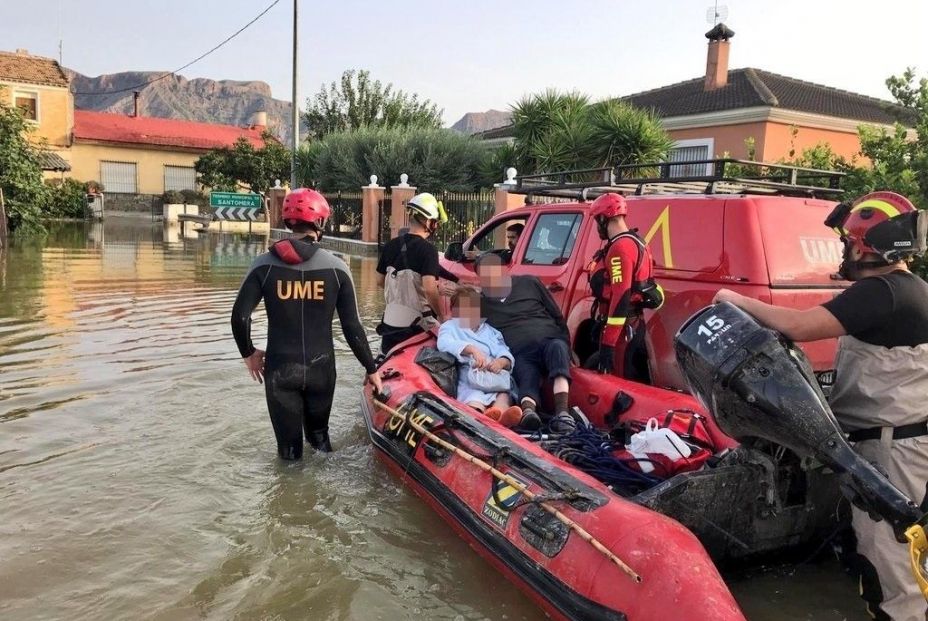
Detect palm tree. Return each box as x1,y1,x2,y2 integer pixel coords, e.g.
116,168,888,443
509,90,674,175
587,100,674,168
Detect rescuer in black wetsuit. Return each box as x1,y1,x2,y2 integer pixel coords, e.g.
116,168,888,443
231,189,382,460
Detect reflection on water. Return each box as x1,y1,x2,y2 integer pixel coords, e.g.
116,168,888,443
0,219,865,620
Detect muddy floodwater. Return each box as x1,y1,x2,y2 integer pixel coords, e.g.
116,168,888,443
0,219,867,620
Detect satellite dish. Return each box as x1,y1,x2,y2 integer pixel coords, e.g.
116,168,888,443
706,3,729,24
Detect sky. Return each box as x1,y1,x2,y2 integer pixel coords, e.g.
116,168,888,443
1,0,926,125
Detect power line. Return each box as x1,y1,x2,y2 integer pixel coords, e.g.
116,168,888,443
72,0,282,97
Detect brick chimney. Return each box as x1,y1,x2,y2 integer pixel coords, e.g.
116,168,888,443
704,23,735,91
132,91,140,117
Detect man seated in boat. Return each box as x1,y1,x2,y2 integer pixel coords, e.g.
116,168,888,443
475,253,574,432
436,285,523,427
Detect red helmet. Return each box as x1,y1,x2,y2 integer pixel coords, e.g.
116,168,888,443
282,188,330,227
589,193,628,219
828,191,918,257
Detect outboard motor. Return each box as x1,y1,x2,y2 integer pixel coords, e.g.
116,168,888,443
674,302,922,540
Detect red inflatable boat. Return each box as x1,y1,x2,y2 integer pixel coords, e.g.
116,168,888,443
360,332,767,621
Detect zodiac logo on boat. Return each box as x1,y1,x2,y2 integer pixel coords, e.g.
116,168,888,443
482,476,527,529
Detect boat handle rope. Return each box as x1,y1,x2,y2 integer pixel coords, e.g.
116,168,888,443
372,396,643,584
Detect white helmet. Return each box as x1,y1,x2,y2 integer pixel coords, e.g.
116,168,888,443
407,193,448,224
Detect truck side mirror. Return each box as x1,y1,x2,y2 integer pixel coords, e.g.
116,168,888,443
445,241,465,262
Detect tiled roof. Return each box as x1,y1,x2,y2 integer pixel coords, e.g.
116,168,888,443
73,110,267,150
36,150,71,171
623,68,912,125
477,68,914,140
0,51,69,88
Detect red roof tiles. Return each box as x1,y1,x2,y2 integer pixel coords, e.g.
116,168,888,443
73,110,268,150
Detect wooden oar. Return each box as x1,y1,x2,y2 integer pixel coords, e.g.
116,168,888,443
371,397,642,583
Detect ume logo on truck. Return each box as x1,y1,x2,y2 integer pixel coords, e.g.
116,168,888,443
800,238,844,265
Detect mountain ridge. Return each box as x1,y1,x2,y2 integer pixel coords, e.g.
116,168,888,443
67,69,296,143
67,69,509,142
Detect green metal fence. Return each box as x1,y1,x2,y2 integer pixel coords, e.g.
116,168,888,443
432,190,496,251
322,191,363,240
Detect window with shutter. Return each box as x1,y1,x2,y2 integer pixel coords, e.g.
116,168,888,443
667,139,715,177
164,166,197,192
101,161,138,193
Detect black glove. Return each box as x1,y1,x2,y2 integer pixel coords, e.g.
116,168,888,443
597,345,615,374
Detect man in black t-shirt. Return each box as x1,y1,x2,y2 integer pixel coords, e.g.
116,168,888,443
377,192,457,354
714,192,928,620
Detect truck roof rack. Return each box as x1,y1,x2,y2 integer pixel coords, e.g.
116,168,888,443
512,158,845,200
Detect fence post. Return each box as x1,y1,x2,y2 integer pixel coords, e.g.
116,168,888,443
494,167,523,216
267,187,288,229
361,177,385,243
390,181,417,239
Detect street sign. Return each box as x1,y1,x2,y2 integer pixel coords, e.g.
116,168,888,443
214,206,261,221
210,192,262,209
210,192,263,221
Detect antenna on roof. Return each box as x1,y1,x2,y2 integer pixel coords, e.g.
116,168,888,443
706,1,728,25
57,0,63,65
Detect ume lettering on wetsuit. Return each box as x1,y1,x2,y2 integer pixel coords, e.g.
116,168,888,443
590,230,661,379
231,237,376,459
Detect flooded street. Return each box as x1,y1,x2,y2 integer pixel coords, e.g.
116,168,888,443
0,219,865,620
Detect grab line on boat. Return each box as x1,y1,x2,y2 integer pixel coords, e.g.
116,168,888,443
372,397,643,584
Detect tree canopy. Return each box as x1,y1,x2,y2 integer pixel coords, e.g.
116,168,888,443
194,134,290,194
302,70,443,140
0,91,50,234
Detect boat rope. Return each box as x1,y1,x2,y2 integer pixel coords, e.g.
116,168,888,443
372,397,643,584
542,424,663,496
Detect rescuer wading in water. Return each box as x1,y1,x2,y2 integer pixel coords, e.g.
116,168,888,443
231,189,383,460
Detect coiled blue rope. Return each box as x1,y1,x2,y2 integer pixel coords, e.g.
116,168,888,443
541,423,663,496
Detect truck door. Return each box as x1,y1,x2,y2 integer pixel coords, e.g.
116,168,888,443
512,211,585,308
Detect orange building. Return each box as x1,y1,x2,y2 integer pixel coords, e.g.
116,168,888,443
478,24,913,167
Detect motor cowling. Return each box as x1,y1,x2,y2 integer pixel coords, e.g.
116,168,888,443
674,302,922,539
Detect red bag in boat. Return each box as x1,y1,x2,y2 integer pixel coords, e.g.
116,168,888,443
623,409,715,452
612,447,711,478
615,409,715,478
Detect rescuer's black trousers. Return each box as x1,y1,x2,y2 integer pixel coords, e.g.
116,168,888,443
263,358,336,460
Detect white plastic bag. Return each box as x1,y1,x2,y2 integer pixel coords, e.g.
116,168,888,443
626,417,692,473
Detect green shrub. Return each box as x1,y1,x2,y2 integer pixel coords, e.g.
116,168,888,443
180,189,208,205
43,178,87,219
298,126,490,192
161,190,184,204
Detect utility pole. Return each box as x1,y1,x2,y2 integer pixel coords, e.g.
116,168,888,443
290,0,299,189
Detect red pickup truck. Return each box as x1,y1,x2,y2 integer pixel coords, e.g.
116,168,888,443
440,160,846,391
